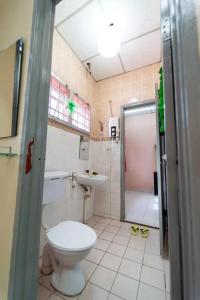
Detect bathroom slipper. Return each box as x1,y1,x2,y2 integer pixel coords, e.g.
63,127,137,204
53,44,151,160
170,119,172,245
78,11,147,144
131,224,140,236
140,227,150,238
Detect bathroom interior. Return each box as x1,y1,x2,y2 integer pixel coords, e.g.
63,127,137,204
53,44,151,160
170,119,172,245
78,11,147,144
123,103,159,228
38,0,170,299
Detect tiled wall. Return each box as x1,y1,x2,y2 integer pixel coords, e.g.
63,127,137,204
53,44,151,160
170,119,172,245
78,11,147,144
52,29,161,139
90,140,121,220
52,30,98,138
95,63,161,138
89,65,160,220
49,30,161,222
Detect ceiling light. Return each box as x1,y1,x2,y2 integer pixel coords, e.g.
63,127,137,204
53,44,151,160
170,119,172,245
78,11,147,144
98,23,120,58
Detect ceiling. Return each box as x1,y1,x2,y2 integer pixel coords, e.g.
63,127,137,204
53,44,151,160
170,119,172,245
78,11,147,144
55,0,161,81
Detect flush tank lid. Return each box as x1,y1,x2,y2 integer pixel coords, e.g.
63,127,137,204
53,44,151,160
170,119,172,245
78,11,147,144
43,171,69,205
44,171,69,181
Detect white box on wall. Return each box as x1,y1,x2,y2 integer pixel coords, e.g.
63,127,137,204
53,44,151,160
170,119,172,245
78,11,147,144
108,117,120,138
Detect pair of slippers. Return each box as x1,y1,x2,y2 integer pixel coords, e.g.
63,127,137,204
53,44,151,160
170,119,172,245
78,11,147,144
131,224,149,238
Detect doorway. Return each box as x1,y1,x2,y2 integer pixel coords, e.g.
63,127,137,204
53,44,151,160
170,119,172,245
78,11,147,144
121,101,159,228
7,0,200,299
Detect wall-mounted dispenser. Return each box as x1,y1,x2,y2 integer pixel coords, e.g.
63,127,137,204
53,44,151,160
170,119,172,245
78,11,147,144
109,117,120,139
79,136,89,160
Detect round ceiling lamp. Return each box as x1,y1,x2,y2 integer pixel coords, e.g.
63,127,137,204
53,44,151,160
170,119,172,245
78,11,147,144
98,23,120,58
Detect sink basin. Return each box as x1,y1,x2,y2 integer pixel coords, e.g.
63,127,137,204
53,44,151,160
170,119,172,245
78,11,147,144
76,173,108,187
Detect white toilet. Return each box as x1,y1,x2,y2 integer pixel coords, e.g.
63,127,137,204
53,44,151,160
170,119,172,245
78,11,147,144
42,171,97,296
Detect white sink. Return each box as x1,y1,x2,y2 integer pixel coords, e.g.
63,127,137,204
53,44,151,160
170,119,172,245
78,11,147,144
76,173,108,187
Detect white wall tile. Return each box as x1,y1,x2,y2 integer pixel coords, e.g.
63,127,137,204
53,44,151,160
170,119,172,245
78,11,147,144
90,140,121,220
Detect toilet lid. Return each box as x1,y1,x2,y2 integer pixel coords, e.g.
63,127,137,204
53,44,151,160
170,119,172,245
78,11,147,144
47,221,97,251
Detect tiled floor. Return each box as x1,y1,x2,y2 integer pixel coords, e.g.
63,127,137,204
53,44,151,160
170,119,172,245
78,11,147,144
125,190,159,228
38,216,170,300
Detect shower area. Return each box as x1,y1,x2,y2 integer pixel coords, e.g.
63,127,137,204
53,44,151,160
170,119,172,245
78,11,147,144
121,101,159,228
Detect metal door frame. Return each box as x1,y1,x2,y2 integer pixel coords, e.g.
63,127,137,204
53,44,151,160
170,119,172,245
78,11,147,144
155,90,165,255
161,0,183,299
8,0,58,299
120,100,157,222
167,0,200,299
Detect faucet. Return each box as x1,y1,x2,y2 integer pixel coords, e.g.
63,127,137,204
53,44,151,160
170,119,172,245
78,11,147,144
71,172,77,181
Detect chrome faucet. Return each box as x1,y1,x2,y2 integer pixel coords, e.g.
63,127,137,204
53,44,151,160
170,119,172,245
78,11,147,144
71,172,77,181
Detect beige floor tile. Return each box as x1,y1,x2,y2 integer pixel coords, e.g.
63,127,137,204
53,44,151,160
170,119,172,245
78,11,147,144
145,245,160,255
95,238,111,251
124,247,144,264
143,253,165,271
90,266,116,291
94,222,108,231
110,220,122,227
87,219,98,228
149,228,160,236
94,228,102,237
113,235,130,246
78,282,109,300
108,293,122,300
119,258,142,281
140,265,165,291
57,291,78,300
105,225,120,234
37,285,53,300
48,293,63,300
80,260,97,281
117,228,131,237
137,282,166,300
49,292,78,300
107,242,126,257
86,248,105,264
99,231,116,242
111,274,139,300
39,274,54,291
98,218,112,225
145,237,160,255
128,237,146,251
100,253,122,271
87,216,102,223
121,222,132,230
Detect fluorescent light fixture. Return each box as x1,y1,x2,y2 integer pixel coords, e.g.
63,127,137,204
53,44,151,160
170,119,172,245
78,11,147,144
98,23,120,58
124,104,156,116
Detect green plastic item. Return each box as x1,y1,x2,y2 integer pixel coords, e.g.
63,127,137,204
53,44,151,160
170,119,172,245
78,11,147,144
158,67,165,133
67,98,76,114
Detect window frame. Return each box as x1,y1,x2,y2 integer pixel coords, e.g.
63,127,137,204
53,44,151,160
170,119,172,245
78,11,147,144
48,74,91,135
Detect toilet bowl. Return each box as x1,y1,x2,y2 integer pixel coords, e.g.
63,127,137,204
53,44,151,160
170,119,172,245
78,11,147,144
46,220,97,296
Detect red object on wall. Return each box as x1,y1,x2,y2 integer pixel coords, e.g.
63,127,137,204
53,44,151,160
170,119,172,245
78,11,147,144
25,138,34,175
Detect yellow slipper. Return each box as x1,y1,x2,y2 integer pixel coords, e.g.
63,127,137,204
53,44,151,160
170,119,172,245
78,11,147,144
131,224,140,236
140,227,150,238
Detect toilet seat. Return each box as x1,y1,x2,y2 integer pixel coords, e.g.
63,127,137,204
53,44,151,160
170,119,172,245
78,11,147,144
47,221,97,252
